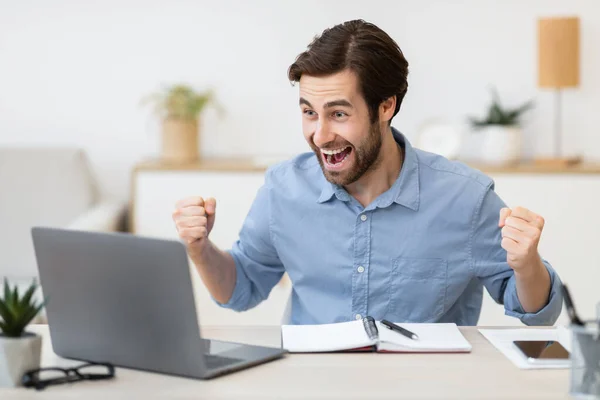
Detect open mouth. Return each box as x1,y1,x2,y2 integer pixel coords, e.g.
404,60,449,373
321,146,352,169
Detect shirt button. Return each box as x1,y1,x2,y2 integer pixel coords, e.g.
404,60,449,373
360,214,367,221
355,313,362,320
357,266,365,273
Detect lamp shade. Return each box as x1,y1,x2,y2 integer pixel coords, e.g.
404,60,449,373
538,16,580,88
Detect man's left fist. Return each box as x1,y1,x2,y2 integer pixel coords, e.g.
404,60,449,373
498,206,545,271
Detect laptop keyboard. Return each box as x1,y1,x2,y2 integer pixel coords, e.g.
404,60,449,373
204,354,244,369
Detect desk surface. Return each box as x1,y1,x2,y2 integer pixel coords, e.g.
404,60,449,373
3,325,570,399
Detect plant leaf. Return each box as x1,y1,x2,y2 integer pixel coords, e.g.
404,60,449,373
0,279,45,336
0,299,14,323
20,281,38,306
512,100,534,116
3,279,10,304
2,325,20,337
4,284,18,316
490,86,502,109
143,83,221,122
21,302,44,326
491,102,506,123
468,116,485,128
471,87,533,127
504,101,534,124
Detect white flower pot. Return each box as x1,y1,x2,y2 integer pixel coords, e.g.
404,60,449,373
0,333,42,387
477,125,522,165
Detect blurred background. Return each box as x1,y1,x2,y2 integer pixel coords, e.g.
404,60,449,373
1,0,598,328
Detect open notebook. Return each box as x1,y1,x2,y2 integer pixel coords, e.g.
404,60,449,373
281,317,472,353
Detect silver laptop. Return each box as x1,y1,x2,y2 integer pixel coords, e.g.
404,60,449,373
31,227,286,379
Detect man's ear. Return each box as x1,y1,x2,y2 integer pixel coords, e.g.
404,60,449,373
379,96,396,124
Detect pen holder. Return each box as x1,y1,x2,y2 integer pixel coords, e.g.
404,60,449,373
569,319,600,399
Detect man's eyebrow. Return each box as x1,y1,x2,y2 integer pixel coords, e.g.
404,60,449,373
299,97,312,107
299,98,354,109
324,99,353,109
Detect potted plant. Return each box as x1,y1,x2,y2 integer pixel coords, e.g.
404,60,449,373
0,279,46,387
468,87,533,165
142,84,223,163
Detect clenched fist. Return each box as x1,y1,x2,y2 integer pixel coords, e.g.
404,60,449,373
498,206,545,272
172,196,217,247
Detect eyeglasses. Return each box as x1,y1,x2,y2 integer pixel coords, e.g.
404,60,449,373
22,362,115,390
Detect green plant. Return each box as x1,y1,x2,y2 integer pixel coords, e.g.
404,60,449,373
0,279,45,338
469,87,534,128
141,84,224,121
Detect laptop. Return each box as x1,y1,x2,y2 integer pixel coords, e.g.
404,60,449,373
30,227,286,379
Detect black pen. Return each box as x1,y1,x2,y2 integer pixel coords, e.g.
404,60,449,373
561,284,584,326
381,319,419,340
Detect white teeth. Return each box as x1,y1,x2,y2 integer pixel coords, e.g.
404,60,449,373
321,146,350,155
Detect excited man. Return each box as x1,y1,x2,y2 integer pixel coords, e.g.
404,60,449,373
172,20,562,326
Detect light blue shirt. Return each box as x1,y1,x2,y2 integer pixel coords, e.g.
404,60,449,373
216,128,563,326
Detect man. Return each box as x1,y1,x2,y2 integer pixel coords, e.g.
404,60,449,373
172,20,562,326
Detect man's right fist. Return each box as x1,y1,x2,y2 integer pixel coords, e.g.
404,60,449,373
172,196,217,245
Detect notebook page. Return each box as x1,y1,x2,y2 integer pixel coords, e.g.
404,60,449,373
281,320,376,352
376,322,472,353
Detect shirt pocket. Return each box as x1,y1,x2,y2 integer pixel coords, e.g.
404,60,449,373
388,257,448,322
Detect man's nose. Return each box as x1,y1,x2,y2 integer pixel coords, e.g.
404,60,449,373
313,119,335,148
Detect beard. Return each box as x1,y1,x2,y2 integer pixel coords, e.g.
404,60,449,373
311,122,383,186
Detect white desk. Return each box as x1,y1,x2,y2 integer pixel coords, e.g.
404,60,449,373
1,325,571,399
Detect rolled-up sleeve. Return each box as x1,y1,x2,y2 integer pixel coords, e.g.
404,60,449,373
503,260,563,325
213,169,285,312
470,182,563,326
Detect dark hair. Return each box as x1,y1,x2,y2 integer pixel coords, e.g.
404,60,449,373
288,19,409,125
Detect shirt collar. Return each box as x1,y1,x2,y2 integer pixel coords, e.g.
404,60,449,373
317,127,420,211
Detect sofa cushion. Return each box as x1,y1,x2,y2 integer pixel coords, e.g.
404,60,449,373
0,147,97,279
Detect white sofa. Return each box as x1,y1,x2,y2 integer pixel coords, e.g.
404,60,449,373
0,147,126,313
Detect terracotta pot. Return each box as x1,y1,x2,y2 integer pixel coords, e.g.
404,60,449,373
0,332,42,387
161,118,199,163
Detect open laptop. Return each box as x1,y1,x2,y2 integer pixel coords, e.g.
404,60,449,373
30,227,286,379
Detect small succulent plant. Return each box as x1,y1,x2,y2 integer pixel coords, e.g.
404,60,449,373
469,87,534,128
0,279,45,338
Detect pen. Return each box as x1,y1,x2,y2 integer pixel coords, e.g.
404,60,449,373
381,319,419,340
561,284,584,326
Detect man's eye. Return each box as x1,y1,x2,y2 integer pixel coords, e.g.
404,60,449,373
334,111,347,118
304,109,316,117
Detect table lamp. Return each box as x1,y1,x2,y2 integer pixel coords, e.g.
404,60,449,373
536,16,581,166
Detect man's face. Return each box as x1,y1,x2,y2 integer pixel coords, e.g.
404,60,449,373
299,69,383,186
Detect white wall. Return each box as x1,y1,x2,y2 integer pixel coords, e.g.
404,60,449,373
1,0,599,200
